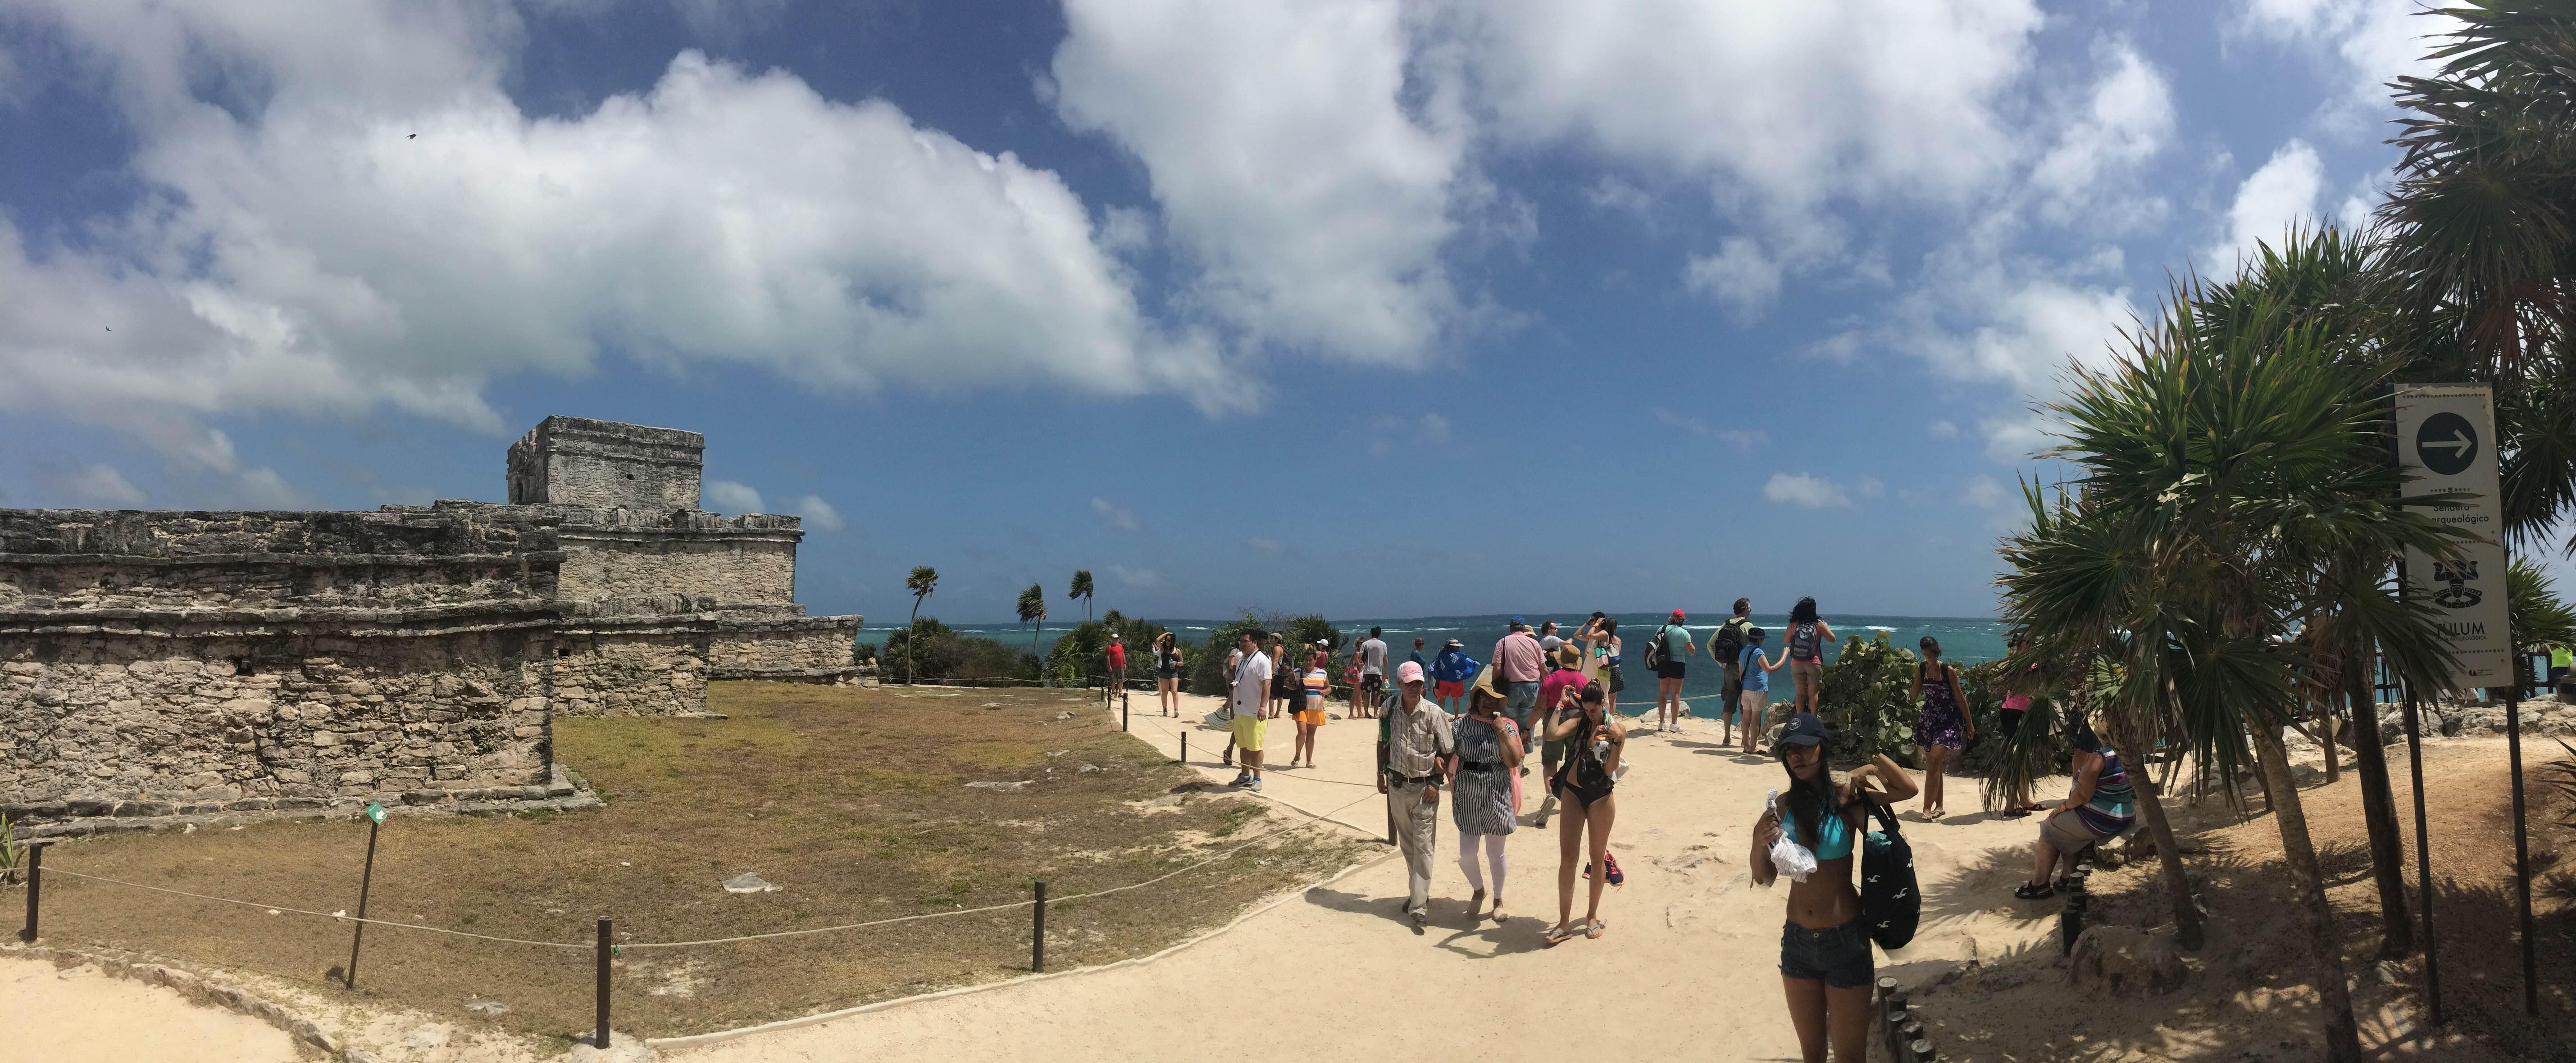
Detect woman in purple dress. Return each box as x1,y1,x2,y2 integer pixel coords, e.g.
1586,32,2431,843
1909,636,1974,819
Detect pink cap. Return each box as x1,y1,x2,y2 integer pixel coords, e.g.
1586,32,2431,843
1397,661,1425,685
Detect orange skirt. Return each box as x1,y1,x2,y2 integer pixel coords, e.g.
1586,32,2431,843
1296,709,1328,726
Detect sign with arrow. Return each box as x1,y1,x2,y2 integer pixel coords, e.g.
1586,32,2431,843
2396,385,2512,688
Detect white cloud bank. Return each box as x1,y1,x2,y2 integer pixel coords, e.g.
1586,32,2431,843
706,479,764,514
1766,472,1870,509
2205,139,2325,271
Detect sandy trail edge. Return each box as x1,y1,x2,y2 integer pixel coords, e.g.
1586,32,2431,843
667,693,2066,1063
0,953,304,1063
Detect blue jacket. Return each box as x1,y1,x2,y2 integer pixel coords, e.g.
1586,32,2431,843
1432,648,1480,684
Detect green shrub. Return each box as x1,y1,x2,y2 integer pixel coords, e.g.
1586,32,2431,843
882,618,1039,683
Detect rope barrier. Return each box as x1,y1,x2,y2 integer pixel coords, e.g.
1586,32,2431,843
37,868,592,949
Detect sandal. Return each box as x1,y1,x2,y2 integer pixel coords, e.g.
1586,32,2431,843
1490,904,1508,925
1543,923,1575,946
2001,807,2031,819
1468,888,1486,917
2013,881,2055,900
1584,919,1607,940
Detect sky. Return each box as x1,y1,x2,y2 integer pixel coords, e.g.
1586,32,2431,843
2,0,2557,625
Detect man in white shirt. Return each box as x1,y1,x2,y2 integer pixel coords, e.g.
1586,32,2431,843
1358,627,1390,718
1228,630,1274,791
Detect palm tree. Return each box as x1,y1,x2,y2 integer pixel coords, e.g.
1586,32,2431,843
1017,583,1048,685
2377,3,2576,544
904,566,938,686
2010,263,2470,1062
1068,570,1095,622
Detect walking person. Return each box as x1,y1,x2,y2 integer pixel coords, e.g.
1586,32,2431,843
2013,718,2136,899
1221,640,1244,767
1910,636,1974,819
1431,638,1479,716
1357,627,1390,719
1493,618,1546,768
1739,627,1785,754
1268,634,1295,719
1226,631,1273,791
1751,713,1920,1063
1997,636,2044,817
1450,681,1524,925
1289,651,1329,768
1154,632,1183,718
1104,634,1128,709
1651,610,1696,734
1715,599,1756,737
1532,646,1588,828
1377,662,1456,933
1784,598,1837,714
1543,682,1625,945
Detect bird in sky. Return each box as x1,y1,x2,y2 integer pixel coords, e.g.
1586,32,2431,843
407,133,416,139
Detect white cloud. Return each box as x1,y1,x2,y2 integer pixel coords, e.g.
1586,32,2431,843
2205,139,2324,270
1854,476,1884,499
1585,176,1653,217
1684,238,1784,320
1764,472,1856,509
1107,564,1164,589
1247,536,1283,555
707,479,765,514
791,494,843,531
1980,412,2060,464
1090,496,1140,532
1651,406,1711,436
2027,40,2175,228
1051,0,1471,365
2237,0,2450,120
1930,420,1959,439
1963,474,2009,509
0,1,1233,457
1717,429,1768,452
53,463,147,508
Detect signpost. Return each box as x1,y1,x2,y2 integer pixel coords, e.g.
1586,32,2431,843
343,802,387,990
2394,384,2536,1017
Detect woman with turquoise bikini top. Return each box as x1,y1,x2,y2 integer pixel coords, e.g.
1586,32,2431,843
1752,713,1917,1063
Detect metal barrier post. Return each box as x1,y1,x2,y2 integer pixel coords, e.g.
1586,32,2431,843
594,918,612,1049
1180,733,1186,764
1032,879,1047,973
18,841,40,943
343,804,384,988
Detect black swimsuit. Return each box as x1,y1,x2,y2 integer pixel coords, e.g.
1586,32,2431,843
1551,718,1617,806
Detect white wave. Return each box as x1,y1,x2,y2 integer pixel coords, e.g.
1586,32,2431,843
1866,626,1897,632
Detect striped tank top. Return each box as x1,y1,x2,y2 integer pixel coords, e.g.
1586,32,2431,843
2076,750,2138,836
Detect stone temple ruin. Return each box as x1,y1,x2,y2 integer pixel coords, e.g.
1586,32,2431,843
0,416,860,831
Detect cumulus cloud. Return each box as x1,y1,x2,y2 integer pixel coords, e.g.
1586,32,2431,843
2236,0,2450,120
0,1,1233,458
50,463,147,508
791,494,843,531
707,479,765,514
1051,0,1473,364
2027,40,2175,229
2205,139,2324,270
1684,238,1785,320
1764,472,1856,509
1090,496,1140,532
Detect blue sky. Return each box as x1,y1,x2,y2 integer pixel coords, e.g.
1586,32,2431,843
1,0,2540,625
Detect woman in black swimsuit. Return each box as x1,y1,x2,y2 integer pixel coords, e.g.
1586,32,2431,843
1544,681,1624,945
1154,632,1183,718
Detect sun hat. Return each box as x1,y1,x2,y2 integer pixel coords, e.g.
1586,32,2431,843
1444,638,1464,648
1557,645,1583,668
1397,661,1425,685
1779,712,1829,748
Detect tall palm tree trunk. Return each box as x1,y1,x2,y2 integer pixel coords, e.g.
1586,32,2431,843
1032,621,1045,686
2110,731,2205,949
2341,641,2412,958
906,601,922,686
2249,722,2364,1062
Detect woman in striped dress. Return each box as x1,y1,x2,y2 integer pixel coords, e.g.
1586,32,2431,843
2013,719,2137,899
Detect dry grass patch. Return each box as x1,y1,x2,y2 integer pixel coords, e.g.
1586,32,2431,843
26,681,1367,1044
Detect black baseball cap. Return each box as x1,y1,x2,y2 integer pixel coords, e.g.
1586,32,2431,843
1779,712,1829,748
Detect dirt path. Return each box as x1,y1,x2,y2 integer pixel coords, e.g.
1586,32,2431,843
0,954,302,1063
670,694,2066,1062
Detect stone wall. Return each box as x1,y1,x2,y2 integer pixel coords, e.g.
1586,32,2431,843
556,528,797,605
0,508,560,612
507,415,704,512
0,628,550,810
707,620,859,678
546,629,708,718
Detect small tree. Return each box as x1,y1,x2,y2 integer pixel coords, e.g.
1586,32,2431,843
904,566,938,686
1017,583,1048,685
1068,570,1095,622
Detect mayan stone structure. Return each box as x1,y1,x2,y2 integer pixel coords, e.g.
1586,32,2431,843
0,416,860,827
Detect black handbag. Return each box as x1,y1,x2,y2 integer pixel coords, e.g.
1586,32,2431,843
1860,800,1921,949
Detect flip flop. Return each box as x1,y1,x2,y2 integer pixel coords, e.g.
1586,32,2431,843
2001,808,2032,819
1584,919,1607,940
1543,923,1575,946
2013,881,2055,900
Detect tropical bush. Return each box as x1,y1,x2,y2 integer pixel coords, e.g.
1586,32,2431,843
1181,612,1343,697
1042,611,1173,686
880,618,1039,682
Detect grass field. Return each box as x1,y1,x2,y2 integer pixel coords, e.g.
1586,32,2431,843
25,681,1367,1043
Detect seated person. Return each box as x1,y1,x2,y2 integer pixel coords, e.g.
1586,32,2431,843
2014,720,2136,899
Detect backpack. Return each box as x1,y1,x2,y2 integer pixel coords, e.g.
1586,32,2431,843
1859,800,1921,949
1711,618,1748,670
1641,628,1669,670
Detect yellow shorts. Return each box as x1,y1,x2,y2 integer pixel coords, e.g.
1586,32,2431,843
1232,714,1268,752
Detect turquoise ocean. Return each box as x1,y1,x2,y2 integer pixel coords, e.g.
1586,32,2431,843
859,611,2007,718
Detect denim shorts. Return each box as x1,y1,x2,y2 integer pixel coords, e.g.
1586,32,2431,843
1780,918,1873,989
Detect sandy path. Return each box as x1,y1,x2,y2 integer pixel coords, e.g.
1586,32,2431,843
672,694,2066,1062
0,954,301,1063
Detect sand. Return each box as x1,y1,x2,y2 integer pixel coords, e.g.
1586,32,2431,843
668,692,2063,1062
0,954,303,1063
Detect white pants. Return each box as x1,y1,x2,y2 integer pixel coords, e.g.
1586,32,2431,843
1389,782,1440,915
1456,832,1508,898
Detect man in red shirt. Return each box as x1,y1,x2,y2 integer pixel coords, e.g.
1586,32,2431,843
1104,635,1127,709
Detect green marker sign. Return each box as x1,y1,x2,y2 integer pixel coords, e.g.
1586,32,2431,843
364,802,386,825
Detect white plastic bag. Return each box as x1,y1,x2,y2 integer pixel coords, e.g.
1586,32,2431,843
1766,786,1816,883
